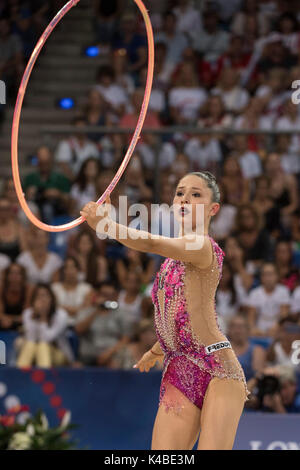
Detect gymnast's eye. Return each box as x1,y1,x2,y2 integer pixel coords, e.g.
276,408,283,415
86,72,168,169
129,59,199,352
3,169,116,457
193,192,201,197
176,191,183,196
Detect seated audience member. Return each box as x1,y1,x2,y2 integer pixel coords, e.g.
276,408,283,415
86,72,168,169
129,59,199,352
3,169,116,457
251,176,281,237
81,89,107,143
231,135,262,180
16,283,73,368
216,261,239,332
67,229,109,287
109,318,163,370
115,248,155,291
112,13,147,79
70,158,101,214
23,146,71,224
220,156,250,206
0,263,33,331
264,153,299,218
209,184,237,243
183,127,222,174
290,286,300,317
0,197,26,261
227,314,266,381
121,155,152,206
246,263,290,337
169,62,207,124
233,204,273,267
55,116,101,180
246,365,300,413
120,88,161,145
117,270,144,331
52,257,93,325
92,0,121,46
223,236,254,308
16,227,63,284
266,315,300,371
75,281,130,366
274,240,299,292
93,64,129,120
211,67,250,115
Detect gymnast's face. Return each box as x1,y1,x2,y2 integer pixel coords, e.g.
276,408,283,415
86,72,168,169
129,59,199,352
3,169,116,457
173,175,219,232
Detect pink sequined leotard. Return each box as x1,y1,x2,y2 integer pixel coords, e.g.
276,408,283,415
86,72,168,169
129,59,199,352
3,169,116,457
151,236,251,414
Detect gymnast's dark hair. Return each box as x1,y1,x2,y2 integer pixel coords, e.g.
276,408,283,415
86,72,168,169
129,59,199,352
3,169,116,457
188,172,221,204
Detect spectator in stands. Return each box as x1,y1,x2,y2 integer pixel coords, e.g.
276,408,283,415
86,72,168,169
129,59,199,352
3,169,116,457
172,0,202,38
275,99,300,158
24,145,71,224
112,13,147,80
155,11,189,83
9,3,38,59
0,197,26,261
55,116,100,180
0,17,24,101
81,89,107,142
231,0,271,37
16,283,73,367
117,270,144,331
110,318,163,370
264,153,299,217
192,8,229,63
67,229,109,287
224,236,254,309
121,154,152,206
120,88,161,145
216,261,239,333
231,134,262,180
266,315,300,371
212,67,250,115
246,262,290,337
52,256,93,326
75,280,130,366
183,125,222,174
227,314,266,381
275,12,300,55
274,240,299,292
92,0,122,47
111,46,135,96
94,64,129,120
198,95,233,132
255,67,291,120
16,227,63,284
169,62,207,124
251,176,282,237
275,133,300,176
290,285,300,317
257,36,297,75
247,365,300,413
210,184,237,242
233,204,273,265
138,66,166,116
220,156,250,206
70,158,101,214
0,263,33,331
116,248,155,292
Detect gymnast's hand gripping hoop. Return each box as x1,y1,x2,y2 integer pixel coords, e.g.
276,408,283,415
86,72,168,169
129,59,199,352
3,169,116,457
11,0,154,232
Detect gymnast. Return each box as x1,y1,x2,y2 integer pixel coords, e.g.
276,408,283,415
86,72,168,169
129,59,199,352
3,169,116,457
80,171,251,450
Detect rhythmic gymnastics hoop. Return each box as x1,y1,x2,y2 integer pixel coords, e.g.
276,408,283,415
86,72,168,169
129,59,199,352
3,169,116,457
11,0,154,232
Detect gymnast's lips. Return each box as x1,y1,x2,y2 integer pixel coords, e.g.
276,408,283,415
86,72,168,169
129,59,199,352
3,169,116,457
179,206,190,216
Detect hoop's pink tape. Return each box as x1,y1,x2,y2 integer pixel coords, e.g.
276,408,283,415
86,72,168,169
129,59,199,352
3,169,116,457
11,0,154,232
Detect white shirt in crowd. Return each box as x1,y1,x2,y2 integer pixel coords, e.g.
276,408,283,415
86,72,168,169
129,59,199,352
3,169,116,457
70,182,96,212
169,87,207,122
172,4,202,37
0,254,10,272
117,290,143,329
291,286,300,314
22,307,73,362
216,290,237,333
238,151,262,179
210,204,237,240
52,282,92,324
94,84,129,111
16,251,63,284
183,137,222,169
212,87,249,113
137,141,176,170
55,137,100,174
246,284,291,333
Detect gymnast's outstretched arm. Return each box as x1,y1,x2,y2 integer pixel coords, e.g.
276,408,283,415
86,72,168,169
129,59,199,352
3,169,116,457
80,198,212,268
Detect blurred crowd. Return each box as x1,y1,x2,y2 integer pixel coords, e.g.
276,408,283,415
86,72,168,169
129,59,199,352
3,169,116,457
0,0,300,413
